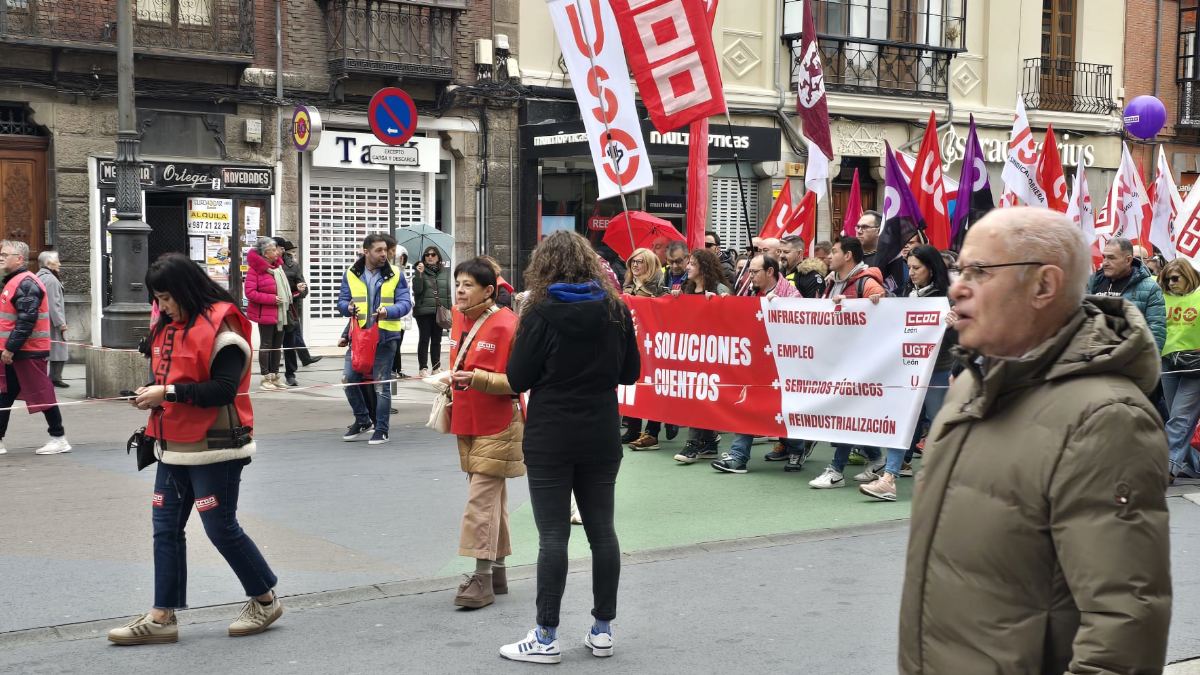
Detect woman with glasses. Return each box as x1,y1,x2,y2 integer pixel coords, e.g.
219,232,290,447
412,246,452,377
1158,259,1200,483
861,245,955,501
620,248,666,450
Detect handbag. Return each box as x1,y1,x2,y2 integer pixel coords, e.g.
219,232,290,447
1165,350,1200,374
432,273,453,330
424,306,497,433
126,426,157,471
350,316,380,376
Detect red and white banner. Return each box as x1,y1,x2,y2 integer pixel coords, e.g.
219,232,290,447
1001,98,1048,208
1036,124,1069,213
618,295,949,448
784,191,818,252
611,0,726,134
795,0,833,162
549,0,654,200
1065,154,1097,249
1173,170,1200,270
759,178,795,239
1100,143,1151,241
911,110,951,250
1150,145,1182,260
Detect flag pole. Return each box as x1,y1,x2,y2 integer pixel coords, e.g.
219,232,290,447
572,0,637,257
722,109,756,254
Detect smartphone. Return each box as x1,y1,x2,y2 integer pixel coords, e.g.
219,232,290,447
119,389,138,398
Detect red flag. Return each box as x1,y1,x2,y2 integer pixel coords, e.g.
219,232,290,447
795,0,833,161
784,191,818,255
843,168,863,237
686,118,709,252
760,179,795,239
910,111,951,250
611,0,726,134
1036,124,1069,213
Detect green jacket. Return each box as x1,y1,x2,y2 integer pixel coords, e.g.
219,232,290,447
1086,259,1166,350
900,297,1171,674
410,265,452,317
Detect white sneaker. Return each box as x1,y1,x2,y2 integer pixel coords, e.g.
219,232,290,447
808,467,845,489
584,629,613,657
500,628,562,664
0,439,6,454
34,437,71,455
569,493,582,525
418,368,430,378
260,378,280,392
854,457,887,483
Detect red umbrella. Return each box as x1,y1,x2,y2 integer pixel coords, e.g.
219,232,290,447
602,210,686,262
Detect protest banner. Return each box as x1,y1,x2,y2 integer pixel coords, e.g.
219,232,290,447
619,295,949,449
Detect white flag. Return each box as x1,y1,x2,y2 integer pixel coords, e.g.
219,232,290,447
1103,143,1151,242
1065,156,1096,248
1172,173,1200,271
1001,98,1048,208
1150,146,1182,261
804,138,829,201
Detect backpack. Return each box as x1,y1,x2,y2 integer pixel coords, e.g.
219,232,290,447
853,275,895,299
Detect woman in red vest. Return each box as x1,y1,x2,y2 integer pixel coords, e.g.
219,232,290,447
448,258,523,610
108,254,281,646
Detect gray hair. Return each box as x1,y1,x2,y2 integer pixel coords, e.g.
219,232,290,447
254,237,278,255
666,241,689,257
974,207,1089,309
37,250,58,267
1,240,29,261
1108,237,1134,256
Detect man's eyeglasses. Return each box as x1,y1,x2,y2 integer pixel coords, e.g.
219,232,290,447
748,268,763,274
949,261,1045,284
705,242,719,248
858,225,880,231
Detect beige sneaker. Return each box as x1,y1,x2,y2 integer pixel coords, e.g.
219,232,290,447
259,375,281,391
860,473,897,502
108,612,178,645
228,596,283,637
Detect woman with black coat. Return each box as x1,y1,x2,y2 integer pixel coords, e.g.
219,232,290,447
499,231,640,664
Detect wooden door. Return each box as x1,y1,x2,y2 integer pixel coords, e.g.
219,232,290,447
0,138,47,258
1041,0,1076,110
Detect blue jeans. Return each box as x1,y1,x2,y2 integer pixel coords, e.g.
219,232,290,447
1162,372,1200,476
344,339,399,435
728,434,802,463
152,459,277,609
884,369,952,477
831,445,881,473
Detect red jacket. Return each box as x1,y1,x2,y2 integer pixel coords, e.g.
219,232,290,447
0,270,50,354
824,265,886,300
150,302,254,443
243,249,281,325
449,305,519,437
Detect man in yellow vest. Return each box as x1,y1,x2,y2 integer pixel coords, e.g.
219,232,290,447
0,240,71,456
337,234,413,446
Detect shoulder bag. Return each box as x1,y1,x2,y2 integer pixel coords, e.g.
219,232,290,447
432,271,453,330
425,306,497,433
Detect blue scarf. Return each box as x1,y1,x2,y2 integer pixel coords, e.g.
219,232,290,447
548,281,606,303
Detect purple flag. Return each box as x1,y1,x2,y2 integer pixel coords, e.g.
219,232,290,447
951,115,995,251
878,141,928,268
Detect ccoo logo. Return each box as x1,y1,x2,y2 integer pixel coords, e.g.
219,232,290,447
905,312,940,327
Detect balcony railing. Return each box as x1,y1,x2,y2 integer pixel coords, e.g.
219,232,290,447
1022,58,1115,115
321,0,456,81
0,0,255,61
786,34,955,101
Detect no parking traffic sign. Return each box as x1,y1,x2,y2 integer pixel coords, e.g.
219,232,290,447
368,88,418,146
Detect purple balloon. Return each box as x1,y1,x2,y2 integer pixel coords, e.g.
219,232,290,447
1123,95,1167,140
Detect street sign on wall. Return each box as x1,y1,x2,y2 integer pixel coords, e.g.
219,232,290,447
292,105,323,152
368,144,421,167
368,88,419,146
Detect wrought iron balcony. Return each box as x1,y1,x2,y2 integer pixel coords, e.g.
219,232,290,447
321,0,457,81
786,34,955,101
1022,58,1115,115
0,0,255,62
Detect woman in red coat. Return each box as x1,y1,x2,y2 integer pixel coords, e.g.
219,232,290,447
447,258,522,610
243,238,292,391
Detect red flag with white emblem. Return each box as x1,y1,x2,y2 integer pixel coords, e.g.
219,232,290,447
759,179,795,239
611,0,727,134
1036,124,1069,213
795,0,833,161
910,110,951,250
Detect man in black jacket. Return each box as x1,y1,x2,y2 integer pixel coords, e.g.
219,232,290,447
273,238,321,383
0,240,70,455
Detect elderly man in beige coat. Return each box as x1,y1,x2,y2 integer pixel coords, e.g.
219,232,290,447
900,208,1172,674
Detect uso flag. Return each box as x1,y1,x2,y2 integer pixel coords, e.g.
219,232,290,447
611,0,727,134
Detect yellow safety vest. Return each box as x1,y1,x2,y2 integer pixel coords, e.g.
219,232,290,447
344,264,404,331
1164,288,1200,356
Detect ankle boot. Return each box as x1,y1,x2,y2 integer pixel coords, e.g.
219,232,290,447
453,572,494,609
492,565,508,595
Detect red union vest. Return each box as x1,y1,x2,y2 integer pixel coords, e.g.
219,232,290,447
150,302,254,443
0,270,51,353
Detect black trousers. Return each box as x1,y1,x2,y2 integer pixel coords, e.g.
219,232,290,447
415,314,443,370
526,459,622,627
257,324,283,376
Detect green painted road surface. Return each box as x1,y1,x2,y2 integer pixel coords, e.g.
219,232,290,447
439,439,913,576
